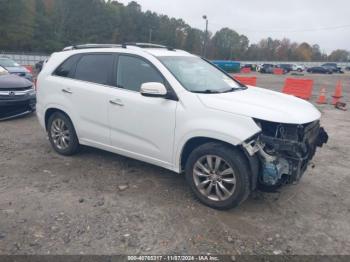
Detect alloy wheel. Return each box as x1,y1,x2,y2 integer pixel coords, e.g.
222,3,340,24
50,118,70,150
193,155,236,201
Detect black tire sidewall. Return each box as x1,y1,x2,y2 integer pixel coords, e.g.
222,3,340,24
47,112,79,156
185,143,250,210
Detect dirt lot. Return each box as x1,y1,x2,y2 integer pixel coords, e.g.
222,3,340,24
0,72,349,255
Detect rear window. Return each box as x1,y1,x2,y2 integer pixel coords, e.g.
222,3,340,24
74,54,114,85
54,55,81,78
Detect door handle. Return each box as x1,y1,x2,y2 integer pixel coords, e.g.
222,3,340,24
109,99,124,106
62,88,73,94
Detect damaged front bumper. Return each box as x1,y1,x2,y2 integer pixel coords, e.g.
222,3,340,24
243,120,328,189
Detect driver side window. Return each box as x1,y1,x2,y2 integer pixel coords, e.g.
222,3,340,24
116,55,164,92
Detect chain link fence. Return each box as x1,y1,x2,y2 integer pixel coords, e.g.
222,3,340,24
1,51,349,69
240,61,350,68
0,51,49,66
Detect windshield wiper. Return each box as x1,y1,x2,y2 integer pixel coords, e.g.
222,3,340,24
222,88,236,93
192,89,221,94
224,85,247,92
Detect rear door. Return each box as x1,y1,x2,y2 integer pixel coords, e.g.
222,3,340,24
62,53,115,145
71,53,116,144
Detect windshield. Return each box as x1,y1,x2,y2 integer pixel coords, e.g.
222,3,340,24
158,56,242,93
0,58,20,67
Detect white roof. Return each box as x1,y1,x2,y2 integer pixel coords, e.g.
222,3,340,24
60,45,195,58
140,48,194,57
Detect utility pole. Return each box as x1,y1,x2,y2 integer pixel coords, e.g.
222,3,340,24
202,15,208,58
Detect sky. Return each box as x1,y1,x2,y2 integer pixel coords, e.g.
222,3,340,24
117,0,350,54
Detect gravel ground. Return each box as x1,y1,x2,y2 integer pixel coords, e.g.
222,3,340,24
0,72,349,255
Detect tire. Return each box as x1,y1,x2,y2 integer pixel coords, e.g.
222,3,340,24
185,142,250,210
47,112,79,156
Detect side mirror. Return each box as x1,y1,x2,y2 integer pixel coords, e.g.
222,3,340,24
140,82,167,97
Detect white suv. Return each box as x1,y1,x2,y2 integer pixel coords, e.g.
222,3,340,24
36,43,328,209
292,64,305,72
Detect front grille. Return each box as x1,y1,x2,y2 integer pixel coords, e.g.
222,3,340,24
0,87,34,99
2,85,33,91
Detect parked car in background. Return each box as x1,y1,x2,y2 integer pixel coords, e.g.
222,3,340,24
292,64,305,72
241,64,256,71
321,63,343,73
307,66,333,74
276,64,293,73
259,64,275,74
36,43,328,209
256,64,263,72
0,57,33,82
346,66,350,71
0,66,36,120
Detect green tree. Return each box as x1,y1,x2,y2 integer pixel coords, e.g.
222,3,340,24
0,0,348,61
296,42,313,61
328,49,350,62
211,28,249,60
0,0,35,51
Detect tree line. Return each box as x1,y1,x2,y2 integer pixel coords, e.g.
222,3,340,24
0,0,349,62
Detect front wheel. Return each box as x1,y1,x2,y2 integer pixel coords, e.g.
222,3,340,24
47,112,79,156
185,142,250,210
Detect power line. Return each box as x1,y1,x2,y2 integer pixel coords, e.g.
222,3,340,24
209,22,350,33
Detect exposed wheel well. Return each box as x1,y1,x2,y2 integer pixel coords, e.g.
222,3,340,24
45,108,71,130
180,137,237,171
180,137,260,190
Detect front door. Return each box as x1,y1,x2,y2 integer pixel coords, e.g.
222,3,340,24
108,54,177,167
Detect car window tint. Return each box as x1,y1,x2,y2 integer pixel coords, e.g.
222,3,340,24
117,55,163,92
54,55,80,78
74,54,114,85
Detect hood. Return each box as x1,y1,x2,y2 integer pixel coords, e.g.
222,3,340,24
5,66,29,74
197,86,321,124
0,74,33,89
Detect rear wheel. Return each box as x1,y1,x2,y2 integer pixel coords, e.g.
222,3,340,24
47,112,79,156
185,142,250,210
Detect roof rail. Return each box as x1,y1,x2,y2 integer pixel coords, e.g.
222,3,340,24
62,43,176,51
63,44,126,51
124,42,175,51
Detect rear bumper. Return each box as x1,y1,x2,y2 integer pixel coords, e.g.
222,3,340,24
0,95,36,120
